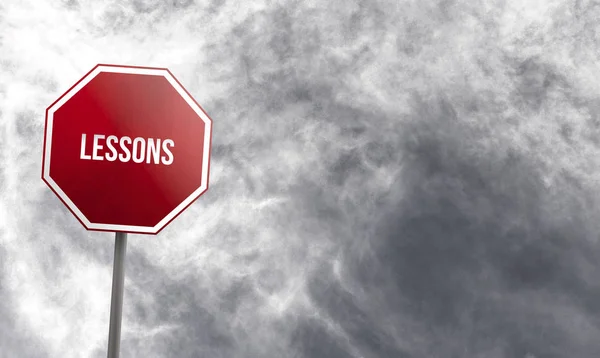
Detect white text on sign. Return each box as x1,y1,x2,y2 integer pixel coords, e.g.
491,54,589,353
80,134,175,165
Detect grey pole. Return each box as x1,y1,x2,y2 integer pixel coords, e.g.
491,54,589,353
107,232,127,358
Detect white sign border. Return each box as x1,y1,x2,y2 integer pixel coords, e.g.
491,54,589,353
42,64,212,235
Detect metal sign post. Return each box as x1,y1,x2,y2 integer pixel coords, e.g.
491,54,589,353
107,232,127,358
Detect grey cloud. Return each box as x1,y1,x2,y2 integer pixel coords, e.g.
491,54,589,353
4,0,600,357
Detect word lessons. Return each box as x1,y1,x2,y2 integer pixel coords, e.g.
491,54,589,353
80,134,175,165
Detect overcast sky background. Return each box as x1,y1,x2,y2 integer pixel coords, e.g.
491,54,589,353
3,0,600,357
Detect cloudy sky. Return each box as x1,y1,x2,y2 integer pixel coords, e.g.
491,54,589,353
3,0,600,357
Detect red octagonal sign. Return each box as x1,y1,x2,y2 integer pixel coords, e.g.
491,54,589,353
42,64,213,234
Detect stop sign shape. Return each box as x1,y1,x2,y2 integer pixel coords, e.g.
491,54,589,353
42,64,213,234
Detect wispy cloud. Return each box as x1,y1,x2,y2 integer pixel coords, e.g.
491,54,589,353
2,0,600,357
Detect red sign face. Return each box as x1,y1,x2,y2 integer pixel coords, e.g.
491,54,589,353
42,64,213,234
